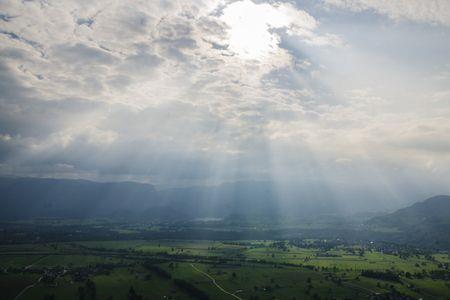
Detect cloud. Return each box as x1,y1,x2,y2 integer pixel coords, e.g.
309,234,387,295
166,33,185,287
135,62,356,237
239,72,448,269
53,43,117,65
219,0,342,59
326,0,450,26
118,52,164,77
0,0,449,200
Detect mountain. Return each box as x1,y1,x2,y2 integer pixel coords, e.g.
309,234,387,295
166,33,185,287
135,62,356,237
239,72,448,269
0,177,339,221
159,181,339,220
0,177,348,221
367,195,450,248
368,195,450,228
0,177,430,222
0,177,160,220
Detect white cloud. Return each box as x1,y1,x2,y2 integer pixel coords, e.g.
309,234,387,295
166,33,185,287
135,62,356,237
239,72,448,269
0,134,12,142
326,0,450,26
0,0,449,196
220,0,319,59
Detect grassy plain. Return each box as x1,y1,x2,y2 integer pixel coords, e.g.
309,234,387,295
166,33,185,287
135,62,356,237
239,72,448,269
1,239,450,299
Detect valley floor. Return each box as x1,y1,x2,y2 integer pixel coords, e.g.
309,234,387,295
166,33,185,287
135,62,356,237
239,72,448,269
1,239,450,300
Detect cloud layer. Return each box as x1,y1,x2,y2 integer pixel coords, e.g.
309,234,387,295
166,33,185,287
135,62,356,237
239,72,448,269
326,0,450,26
0,0,450,206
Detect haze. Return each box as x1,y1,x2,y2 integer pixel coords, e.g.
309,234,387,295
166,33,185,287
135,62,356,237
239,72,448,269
1,0,450,212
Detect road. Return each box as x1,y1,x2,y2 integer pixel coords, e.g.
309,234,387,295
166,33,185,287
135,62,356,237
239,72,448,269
190,263,243,300
14,276,42,300
24,255,48,270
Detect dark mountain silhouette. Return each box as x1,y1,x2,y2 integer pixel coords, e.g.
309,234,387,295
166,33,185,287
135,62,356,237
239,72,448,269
0,177,160,219
0,177,438,222
0,177,341,220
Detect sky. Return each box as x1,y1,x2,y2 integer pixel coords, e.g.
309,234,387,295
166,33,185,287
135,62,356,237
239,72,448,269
0,0,450,204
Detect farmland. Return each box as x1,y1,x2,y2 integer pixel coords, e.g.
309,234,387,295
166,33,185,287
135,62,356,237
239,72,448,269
1,235,450,300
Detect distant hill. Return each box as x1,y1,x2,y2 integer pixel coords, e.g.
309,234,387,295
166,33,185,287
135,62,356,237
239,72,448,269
0,177,161,220
159,181,340,220
0,177,340,220
0,177,345,221
0,177,433,222
368,195,450,228
367,195,450,248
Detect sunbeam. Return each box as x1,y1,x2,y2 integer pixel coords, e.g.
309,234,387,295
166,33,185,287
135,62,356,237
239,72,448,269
1,1,450,298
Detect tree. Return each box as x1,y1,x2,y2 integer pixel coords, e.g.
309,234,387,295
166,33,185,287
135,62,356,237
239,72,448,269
128,286,143,300
85,279,96,300
78,286,86,300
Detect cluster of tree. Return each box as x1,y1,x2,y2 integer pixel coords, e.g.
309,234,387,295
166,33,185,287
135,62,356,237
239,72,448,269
70,263,118,282
361,270,400,282
142,262,171,279
372,290,416,300
173,278,210,300
288,239,343,252
222,241,263,247
271,241,289,251
128,286,143,300
315,252,341,258
429,269,450,280
78,279,96,300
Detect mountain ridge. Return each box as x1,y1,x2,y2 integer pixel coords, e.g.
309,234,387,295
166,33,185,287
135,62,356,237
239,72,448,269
0,177,444,222
368,195,450,228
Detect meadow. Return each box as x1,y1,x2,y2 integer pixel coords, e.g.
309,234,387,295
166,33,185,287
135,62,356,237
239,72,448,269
1,238,449,300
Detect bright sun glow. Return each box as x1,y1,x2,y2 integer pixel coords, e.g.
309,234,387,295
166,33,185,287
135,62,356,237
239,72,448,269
221,0,293,60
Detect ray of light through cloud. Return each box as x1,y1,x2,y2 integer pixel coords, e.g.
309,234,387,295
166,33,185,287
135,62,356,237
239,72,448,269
0,0,449,213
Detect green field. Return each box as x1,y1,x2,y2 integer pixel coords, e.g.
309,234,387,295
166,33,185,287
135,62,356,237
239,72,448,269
1,239,450,299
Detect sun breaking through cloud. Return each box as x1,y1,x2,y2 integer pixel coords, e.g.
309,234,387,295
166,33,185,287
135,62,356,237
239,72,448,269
0,0,449,205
